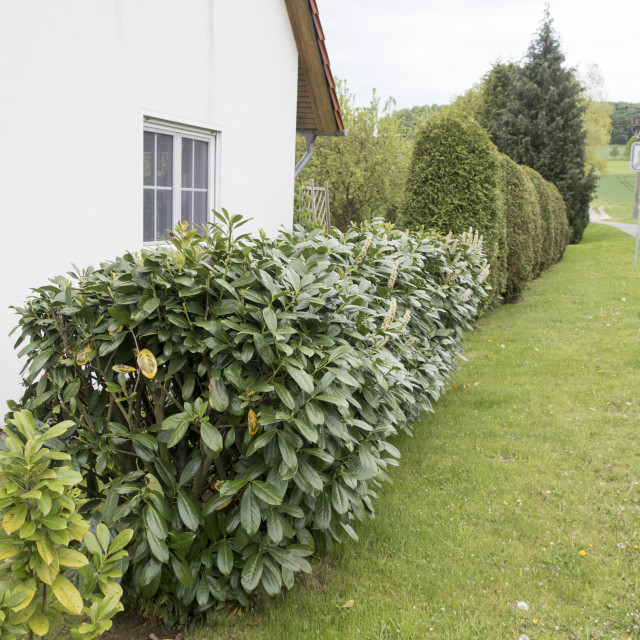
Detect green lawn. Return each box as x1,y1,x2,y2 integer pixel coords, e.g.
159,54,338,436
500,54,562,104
594,145,638,223
187,224,640,640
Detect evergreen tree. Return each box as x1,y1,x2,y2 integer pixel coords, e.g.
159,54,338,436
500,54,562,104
497,9,596,243
476,62,518,145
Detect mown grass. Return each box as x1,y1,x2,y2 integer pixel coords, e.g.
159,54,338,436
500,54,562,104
594,145,637,223
187,224,640,640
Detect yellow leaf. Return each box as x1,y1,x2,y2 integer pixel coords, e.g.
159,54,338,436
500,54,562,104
145,473,164,496
0,541,21,560
52,574,83,615
137,349,157,379
226,606,243,621
109,325,124,335
36,538,56,565
214,481,223,491
12,587,36,612
67,518,91,542
112,364,137,374
76,344,93,366
338,599,355,609
2,504,27,535
36,553,59,585
248,409,258,436
215,499,232,511
57,548,89,568
29,612,50,637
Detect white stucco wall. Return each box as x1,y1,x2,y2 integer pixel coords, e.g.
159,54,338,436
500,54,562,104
0,0,298,409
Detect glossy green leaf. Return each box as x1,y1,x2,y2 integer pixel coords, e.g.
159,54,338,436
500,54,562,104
252,480,282,506
246,429,276,456
285,365,314,394
219,477,249,498
240,552,263,592
170,553,194,587
140,558,162,586
177,490,201,531
273,381,296,410
292,418,318,443
240,487,261,535
217,539,234,576
209,377,229,412
143,504,168,540
146,530,169,563
200,420,223,455
314,491,331,529
263,307,278,333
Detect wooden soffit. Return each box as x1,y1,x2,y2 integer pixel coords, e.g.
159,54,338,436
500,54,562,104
284,0,344,134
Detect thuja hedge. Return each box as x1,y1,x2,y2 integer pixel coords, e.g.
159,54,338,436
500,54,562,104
401,112,568,305
399,112,507,309
10,213,490,622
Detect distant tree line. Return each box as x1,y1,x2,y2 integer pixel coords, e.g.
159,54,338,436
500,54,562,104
610,102,640,145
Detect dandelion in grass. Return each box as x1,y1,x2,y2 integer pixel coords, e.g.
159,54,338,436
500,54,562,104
580,550,587,556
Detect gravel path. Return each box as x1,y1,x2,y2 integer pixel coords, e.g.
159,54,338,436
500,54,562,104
589,205,638,238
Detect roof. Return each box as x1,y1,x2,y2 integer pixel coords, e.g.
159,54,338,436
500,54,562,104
284,0,344,134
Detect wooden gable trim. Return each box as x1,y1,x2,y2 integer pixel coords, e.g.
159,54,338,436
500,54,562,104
284,0,344,134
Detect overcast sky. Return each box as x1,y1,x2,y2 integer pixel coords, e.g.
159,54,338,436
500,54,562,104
317,0,639,110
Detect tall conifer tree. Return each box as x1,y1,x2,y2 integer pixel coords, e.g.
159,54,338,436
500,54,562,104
498,9,596,243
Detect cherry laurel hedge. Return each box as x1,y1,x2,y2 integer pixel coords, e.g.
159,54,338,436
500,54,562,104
10,214,489,621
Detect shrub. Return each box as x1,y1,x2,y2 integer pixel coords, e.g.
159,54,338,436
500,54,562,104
522,166,555,272
496,156,536,302
0,411,131,639
9,213,489,623
547,182,569,263
400,112,506,308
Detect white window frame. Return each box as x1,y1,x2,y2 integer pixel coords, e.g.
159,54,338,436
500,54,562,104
143,117,218,245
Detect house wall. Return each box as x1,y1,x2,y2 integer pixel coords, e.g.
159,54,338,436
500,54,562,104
0,0,298,409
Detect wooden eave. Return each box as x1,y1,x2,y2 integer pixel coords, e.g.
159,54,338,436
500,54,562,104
284,0,344,134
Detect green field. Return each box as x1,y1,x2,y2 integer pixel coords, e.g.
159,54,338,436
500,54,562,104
179,224,640,640
593,145,638,223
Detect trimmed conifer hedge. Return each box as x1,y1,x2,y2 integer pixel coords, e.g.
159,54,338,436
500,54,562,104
497,155,535,302
399,112,506,308
401,112,570,305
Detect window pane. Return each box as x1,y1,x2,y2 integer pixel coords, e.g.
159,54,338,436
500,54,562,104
156,134,173,187
143,189,155,242
181,190,192,224
194,140,208,189
156,190,172,239
194,191,207,226
182,138,193,188
143,132,155,186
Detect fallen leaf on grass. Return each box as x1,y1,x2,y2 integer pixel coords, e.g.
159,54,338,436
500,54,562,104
338,599,355,609
226,606,243,621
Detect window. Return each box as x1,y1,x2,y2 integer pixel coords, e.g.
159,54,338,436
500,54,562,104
143,122,215,243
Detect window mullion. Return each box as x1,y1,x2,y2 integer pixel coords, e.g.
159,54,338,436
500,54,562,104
173,134,180,229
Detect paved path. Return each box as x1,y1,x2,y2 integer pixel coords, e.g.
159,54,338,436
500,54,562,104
589,205,638,238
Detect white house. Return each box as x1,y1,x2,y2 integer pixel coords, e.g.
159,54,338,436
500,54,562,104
0,0,344,410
